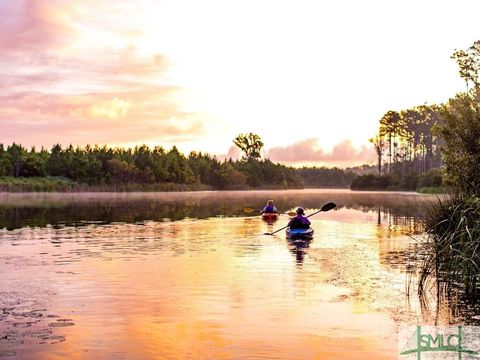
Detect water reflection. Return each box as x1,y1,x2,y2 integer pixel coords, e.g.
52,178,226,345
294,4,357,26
287,239,311,265
0,190,434,230
0,190,454,359
406,242,480,328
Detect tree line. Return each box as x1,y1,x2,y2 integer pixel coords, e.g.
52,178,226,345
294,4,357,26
371,104,443,176
0,143,306,190
367,40,480,183
351,103,446,191
353,41,480,192
0,131,367,191
351,41,480,197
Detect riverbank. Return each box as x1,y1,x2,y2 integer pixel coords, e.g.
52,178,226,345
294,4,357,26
350,186,447,194
0,176,213,192
416,186,447,194
0,176,307,192
0,176,77,192
0,176,446,193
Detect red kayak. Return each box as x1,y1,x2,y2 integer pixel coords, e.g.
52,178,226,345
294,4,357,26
262,213,279,221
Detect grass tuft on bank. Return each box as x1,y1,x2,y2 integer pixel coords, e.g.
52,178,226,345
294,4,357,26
417,186,447,194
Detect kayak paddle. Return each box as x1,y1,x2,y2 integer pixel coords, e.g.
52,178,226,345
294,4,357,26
243,207,282,215
263,202,337,236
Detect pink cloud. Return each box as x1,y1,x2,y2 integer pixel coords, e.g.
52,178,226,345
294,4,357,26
328,140,374,162
215,139,374,166
0,90,204,147
0,1,75,54
267,138,375,164
0,1,204,148
267,138,324,162
217,146,241,161
0,118,203,148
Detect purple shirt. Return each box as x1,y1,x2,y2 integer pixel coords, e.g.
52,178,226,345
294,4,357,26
288,215,311,229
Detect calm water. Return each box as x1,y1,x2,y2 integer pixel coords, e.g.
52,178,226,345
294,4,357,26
0,190,464,359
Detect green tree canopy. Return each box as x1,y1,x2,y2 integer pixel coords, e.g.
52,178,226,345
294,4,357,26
439,91,480,196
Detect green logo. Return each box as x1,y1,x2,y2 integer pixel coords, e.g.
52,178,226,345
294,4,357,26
399,326,480,359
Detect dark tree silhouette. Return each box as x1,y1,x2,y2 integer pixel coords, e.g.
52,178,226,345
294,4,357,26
233,133,264,160
451,40,480,91
369,134,387,175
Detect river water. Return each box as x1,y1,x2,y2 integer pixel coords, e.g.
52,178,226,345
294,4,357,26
0,190,465,359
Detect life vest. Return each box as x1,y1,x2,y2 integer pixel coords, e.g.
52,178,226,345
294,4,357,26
263,205,277,213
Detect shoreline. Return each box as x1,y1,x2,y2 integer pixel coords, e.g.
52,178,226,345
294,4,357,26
0,176,305,193
0,176,446,194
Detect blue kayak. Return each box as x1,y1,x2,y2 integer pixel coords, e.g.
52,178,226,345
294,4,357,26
286,227,314,240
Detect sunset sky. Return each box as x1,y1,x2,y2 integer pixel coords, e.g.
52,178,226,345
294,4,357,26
1,0,477,167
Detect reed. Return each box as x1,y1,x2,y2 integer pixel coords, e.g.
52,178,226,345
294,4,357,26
419,194,480,301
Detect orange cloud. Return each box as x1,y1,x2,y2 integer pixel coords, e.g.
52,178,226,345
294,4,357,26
87,98,132,119
0,90,204,146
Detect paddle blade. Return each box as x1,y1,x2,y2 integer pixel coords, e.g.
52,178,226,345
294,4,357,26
286,211,297,217
321,202,337,212
243,207,257,213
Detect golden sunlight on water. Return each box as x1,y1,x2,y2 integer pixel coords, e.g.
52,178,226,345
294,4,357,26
0,191,441,359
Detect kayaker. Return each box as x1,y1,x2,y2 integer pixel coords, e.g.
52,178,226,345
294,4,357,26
288,207,311,229
260,200,278,214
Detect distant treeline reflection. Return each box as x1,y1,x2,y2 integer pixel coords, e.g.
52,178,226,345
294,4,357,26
0,191,434,231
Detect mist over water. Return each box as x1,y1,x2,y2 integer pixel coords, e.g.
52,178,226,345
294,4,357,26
0,190,429,230
0,190,461,359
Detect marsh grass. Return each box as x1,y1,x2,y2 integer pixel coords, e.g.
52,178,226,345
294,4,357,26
0,176,215,192
418,194,480,303
0,176,76,192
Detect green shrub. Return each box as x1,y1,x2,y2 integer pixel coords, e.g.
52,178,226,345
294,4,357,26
417,168,444,189
351,174,396,190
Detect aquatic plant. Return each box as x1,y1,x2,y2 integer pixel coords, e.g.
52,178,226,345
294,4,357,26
419,194,480,301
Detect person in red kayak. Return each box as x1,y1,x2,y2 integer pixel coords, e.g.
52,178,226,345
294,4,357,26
260,200,278,214
288,207,311,229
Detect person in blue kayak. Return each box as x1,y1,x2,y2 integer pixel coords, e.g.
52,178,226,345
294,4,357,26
288,207,311,229
260,200,278,214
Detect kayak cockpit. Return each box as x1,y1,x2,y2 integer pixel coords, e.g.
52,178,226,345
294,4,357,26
286,227,314,240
